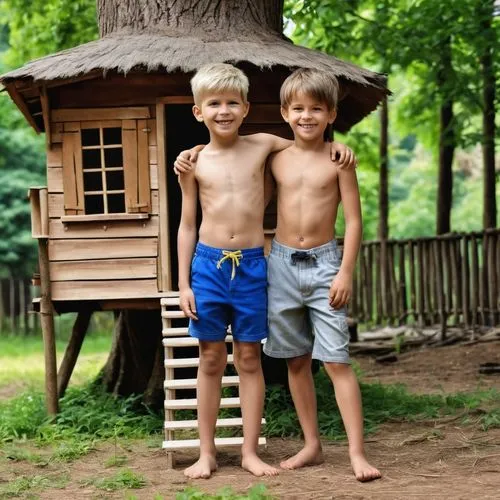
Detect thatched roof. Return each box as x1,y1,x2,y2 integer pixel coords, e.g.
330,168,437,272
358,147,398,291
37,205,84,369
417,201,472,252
0,26,388,132
1,32,385,89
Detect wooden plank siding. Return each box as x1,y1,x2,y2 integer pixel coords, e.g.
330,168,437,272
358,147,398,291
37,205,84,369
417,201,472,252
50,258,156,281
51,279,160,301
48,238,157,261
49,215,159,239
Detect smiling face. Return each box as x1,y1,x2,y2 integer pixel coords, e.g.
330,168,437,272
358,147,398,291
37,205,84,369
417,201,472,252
281,91,336,143
192,90,249,139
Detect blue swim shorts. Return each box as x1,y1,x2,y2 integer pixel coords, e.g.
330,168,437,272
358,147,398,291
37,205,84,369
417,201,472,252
189,242,268,343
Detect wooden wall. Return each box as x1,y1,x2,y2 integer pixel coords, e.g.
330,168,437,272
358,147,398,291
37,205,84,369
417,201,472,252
46,104,161,301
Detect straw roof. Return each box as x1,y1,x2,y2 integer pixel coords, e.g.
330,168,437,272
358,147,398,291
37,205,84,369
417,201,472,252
1,27,388,131
1,32,385,89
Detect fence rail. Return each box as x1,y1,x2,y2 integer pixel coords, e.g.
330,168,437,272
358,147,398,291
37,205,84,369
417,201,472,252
350,228,499,333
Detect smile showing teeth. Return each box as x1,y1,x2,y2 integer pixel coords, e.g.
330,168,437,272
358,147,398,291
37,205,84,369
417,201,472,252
299,124,316,128
216,120,232,125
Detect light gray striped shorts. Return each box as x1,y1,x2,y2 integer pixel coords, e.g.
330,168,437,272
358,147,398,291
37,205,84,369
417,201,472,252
263,239,350,364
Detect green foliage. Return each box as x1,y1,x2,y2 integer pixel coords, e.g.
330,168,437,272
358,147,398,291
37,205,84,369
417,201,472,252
80,469,147,491
264,368,500,438
0,384,163,445
0,0,97,67
176,484,274,500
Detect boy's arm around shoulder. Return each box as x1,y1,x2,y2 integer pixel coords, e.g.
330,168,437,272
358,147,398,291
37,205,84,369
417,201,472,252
177,171,199,320
329,167,362,309
337,167,362,276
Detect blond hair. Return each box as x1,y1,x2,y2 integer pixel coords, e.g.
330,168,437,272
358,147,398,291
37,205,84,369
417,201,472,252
191,63,249,104
280,68,339,111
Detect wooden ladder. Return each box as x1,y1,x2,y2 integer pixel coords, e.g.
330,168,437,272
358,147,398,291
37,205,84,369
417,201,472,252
160,296,266,468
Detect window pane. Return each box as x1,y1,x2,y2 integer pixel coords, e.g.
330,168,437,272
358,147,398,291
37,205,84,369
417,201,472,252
106,170,124,190
82,149,101,169
103,127,122,145
84,194,104,214
81,128,100,147
107,193,125,213
104,147,123,168
83,172,103,192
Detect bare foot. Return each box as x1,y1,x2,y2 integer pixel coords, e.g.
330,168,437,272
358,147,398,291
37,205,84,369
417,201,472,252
280,444,324,470
184,454,217,479
242,453,279,477
350,453,381,482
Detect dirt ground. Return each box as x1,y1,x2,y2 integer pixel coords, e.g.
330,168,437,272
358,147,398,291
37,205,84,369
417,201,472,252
2,340,500,499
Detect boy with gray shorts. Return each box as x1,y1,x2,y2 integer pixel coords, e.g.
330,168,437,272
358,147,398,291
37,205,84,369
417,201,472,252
263,68,381,482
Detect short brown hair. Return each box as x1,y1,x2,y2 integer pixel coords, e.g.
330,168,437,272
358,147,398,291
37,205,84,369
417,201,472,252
280,68,339,111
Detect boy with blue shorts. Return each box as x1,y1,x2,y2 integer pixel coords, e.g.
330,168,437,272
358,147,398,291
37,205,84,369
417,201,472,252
177,63,355,479
263,68,381,481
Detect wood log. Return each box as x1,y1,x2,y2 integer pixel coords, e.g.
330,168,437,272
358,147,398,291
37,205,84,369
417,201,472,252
57,308,93,397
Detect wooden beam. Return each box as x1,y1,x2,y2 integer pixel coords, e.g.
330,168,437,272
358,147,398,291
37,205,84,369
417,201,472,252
57,308,93,397
38,239,58,415
52,107,150,122
5,83,41,133
156,102,170,291
40,86,51,148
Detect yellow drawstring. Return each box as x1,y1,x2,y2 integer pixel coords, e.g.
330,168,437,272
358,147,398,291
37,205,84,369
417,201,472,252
216,250,243,280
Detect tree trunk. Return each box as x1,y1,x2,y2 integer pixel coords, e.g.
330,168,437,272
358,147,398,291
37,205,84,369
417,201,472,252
436,37,455,235
100,310,164,408
480,0,496,229
378,95,389,241
97,0,283,39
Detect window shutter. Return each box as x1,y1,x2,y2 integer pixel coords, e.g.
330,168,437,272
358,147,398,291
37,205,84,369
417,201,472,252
123,119,151,213
62,122,84,215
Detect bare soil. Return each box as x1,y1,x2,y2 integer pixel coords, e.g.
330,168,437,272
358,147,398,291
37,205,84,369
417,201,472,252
1,341,499,500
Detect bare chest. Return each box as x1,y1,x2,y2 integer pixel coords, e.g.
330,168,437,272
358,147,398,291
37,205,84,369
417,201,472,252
274,161,338,192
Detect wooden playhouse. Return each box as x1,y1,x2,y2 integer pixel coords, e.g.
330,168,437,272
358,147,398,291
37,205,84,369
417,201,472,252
0,0,387,464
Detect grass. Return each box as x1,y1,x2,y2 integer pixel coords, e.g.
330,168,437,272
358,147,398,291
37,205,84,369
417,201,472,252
176,484,275,500
80,469,147,491
0,472,69,498
0,332,111,391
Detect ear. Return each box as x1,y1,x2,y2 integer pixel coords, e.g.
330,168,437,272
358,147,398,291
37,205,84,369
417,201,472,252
280,106,290,123
328,108,337,125
192,104,203,122
242,101,250,118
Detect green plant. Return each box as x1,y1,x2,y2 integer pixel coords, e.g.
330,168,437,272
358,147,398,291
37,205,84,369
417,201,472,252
0,472,68,497
81,469,147,491
176,484,274,500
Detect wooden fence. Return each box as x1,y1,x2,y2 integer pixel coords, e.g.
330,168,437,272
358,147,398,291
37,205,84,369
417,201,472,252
1,229,498,336
350,228,499,334
0,277,39,334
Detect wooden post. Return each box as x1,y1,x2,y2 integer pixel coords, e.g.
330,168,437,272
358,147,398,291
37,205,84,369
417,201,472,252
433,240,447,339
461,236,471,328
57,308,93,397
374,242,382,325
416,241,425,327
487,232,497,325
408,241,416,323
449,239,460,325
38,239,58,415
365,244,373,323
470,234,479,330
398,242,407,325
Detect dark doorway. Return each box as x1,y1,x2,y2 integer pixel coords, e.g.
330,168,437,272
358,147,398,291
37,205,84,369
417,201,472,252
165,104,209,291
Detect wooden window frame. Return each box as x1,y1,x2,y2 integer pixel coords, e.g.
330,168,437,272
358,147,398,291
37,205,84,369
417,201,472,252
60,109,151,222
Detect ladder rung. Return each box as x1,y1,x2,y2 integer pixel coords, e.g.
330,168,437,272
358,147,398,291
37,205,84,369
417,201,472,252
162,327,189,337
163,336,233,347
164,375,239,390
162,436,266,450
164,354,234,368
161,311,186,319
161,297,180,306
164,397,240,410
164,417,266,430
